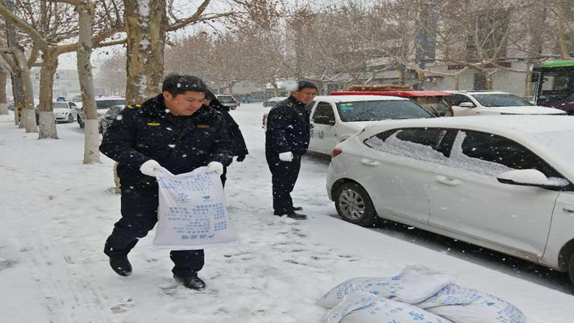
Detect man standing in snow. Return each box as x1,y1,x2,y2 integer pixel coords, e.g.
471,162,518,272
100,74,234,290
265,81,317,220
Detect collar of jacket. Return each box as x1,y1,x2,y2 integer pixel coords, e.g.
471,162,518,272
140,94,169,117
287,96,305,106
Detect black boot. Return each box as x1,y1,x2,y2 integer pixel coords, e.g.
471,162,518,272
174,275,206,290
286,212,307,220
293,206,303,211
109,255,132,277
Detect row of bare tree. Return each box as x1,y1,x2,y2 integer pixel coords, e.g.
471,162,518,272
97,0,573,95
0,0,236,164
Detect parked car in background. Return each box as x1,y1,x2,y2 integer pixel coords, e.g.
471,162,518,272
35,101,79,124
100,105,124,135
216,95,240,110
327,115,574,287
263,95,435,154
444,90,566,116
263,96,288,108
332,90,454,117
78,97,125,130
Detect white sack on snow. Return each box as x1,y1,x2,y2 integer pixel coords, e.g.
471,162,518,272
317,265,454,308
153,166,238,249
417,283,526,323
322,292,453,323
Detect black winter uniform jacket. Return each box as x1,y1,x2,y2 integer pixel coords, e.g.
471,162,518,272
100,94,234,189
265,96,310,155
207,98,249,159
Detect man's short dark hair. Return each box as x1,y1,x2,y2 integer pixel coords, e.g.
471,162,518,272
162,73,208,96
297,81,318,92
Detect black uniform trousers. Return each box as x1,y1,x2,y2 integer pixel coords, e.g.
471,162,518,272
104,187,204,278
265,151,302,215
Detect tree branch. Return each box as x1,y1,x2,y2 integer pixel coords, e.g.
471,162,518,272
0,3,50,52
27,44,40,68
167,0,224,32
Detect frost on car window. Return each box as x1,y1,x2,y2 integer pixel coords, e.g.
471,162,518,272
450,131,514,176
365,129,449,164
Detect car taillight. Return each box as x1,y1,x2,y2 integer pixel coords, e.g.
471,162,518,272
332,147,342,158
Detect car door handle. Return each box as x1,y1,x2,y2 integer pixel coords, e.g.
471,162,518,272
435,175,462,186
563,206,574,213
361,159,380,167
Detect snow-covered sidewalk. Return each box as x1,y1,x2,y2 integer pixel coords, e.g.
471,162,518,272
1,105,573,322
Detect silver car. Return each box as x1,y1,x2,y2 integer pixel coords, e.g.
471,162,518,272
217,95,240,110
327,115,574,287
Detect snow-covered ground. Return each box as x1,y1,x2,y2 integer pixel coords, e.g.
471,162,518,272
1,103,573,323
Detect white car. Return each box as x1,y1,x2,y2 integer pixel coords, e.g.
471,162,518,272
306,95,434,154
445,91,566,116
35,101,79,124
263,96,434,154
327,115,574,286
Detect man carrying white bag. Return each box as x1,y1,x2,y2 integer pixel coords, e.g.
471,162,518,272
100,74,235,290
154,166,238,250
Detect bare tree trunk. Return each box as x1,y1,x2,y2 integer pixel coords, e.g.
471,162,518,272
0,67,7,115
1,49,36,132
11,51,35,131
11,73,23,125
272,81,279,96
38,50,58,139
525,64,533,97
76,2,100,164
455,75,461,90
124,0,167,104
486,73,494,90
3,0,22,124
556,1,570,59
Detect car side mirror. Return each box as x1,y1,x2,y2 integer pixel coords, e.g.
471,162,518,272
313,116,335,125
497,169,569,190
459,102,475,108
436,111,446,117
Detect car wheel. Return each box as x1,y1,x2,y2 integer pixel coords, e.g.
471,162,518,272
569,254,574,288
68,114,74,123
335,182,378,227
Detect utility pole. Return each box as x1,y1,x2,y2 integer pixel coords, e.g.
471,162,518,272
4,0,24,125
415,3,437,90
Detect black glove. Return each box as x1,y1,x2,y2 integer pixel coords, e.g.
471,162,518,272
236,155,246,162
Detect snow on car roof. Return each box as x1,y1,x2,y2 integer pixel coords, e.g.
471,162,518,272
359,115,574,181
444,90,511,95
361,115,574,135
95,97,125,101
314,95,408,102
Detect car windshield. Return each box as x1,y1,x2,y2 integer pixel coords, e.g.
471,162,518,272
96,99,125,109
336,100,434,122
472,94,534,107
53,102,69,109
